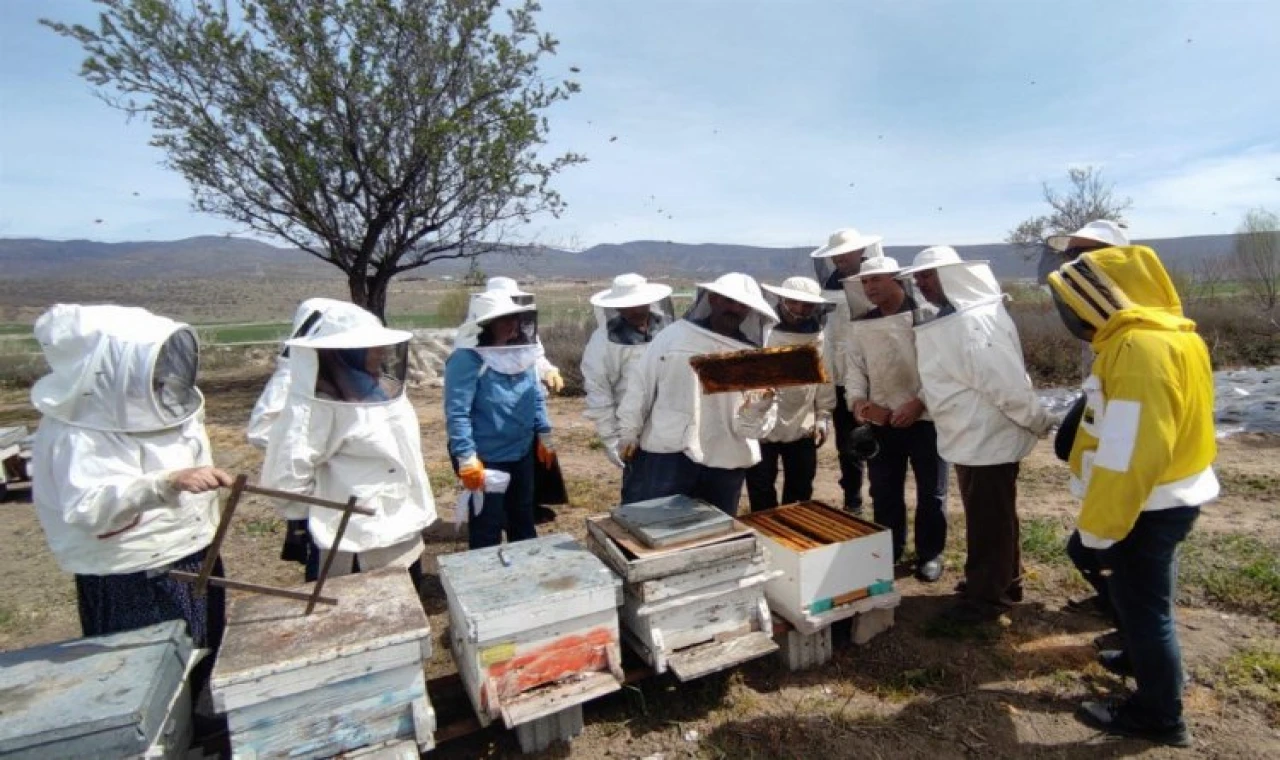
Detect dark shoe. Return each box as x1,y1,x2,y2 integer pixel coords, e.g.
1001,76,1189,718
1098,649,1134,678
916,558,944,583
1077,700,1190,747
936,600,1003,625
1065,594,1110,618
534,505,557,525
845,503,864,517
1093,630,1125,650
953,579,1022,602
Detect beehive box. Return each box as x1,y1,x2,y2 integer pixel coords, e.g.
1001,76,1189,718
210,569,435,759
438,534,624,730
0,621,196,760
586,505,778,680
738,501,899,633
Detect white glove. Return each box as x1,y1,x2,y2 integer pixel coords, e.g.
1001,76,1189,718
604,440,625,469
813,416,831,448
738,388,777,417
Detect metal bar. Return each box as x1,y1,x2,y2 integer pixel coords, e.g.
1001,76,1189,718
306,494,358,614
169,571,338,605
241,483,375,516
194,474,247,598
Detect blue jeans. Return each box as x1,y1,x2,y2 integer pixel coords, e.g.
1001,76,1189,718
1102,506,1200,726
463,447,537,550
866,421,948,562
833,387,865,510
622,450,747,515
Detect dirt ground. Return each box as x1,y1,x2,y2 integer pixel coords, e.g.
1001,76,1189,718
1,365,1277,759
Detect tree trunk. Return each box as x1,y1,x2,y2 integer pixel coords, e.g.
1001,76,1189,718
347,271,390,323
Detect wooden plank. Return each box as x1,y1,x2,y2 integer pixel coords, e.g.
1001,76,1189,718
169,571,338,606
498,671,621,728
667,631,778,681
194,473,247,597
241,483,376,516
633,555,770,604
513,705,584,754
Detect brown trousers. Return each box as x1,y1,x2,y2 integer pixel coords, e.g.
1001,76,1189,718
955,462,1023,607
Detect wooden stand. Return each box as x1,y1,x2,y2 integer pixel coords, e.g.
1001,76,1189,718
438,534,624,754
210,569,435,759
586,515,778,680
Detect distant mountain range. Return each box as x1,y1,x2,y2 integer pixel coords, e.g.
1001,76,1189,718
0,233,1239,283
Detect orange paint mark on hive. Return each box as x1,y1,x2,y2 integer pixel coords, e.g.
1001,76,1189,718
486,627,615,699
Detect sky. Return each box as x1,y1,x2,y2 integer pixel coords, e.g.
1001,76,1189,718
2,0,1279,249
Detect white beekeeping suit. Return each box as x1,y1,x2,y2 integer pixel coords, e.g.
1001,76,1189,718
261,305,437,575
759,276,837,444
841,256,930,421
616,272,780,470
30,304,219,575
469,276,563,392
809,228,882,386
580,274,674,468
247,297,368,449
900,246,1053,466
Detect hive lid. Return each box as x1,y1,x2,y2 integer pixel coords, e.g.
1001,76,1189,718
212,568,430,687
0,621,191,755
438,534,622,642
611,494,733,548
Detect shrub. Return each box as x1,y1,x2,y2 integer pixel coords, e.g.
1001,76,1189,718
540,316,596,397
435,286,474,326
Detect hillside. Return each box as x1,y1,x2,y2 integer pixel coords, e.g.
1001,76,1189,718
0,233,1238,283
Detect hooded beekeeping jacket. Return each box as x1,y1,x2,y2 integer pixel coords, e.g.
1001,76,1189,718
247,298,365,449
31,304,218,575
260,308,437,553
580,312,670,452
911,262,1052,466
763,324,836,444
616,276,779,469
1047,245,1218,549
844,307,931,421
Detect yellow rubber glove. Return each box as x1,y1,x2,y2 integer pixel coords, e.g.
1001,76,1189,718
458,455,485,491
543,368,565,394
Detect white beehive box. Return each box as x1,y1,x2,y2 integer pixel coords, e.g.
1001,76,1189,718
438,533,624,729
0,621,196,760
210,569,435,759
739,501,899,633
585,509,778,680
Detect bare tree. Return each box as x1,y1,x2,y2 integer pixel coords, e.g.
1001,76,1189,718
44,0,584,319
1191,255,1234,305
1009,166,1133,273
1234,207,1280,310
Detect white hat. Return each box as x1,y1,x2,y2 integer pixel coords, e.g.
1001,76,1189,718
468,291,536,326
842,255,901,281
485,276,533,298
761,276,827,304
1046,220,1131,252
696,272,778,322
899,245,987,275
287,304,412,349
589,273,673,309
810,228,884,259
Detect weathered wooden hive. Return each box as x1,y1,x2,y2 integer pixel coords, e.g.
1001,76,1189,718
437,533,624,750
738,501,899,633
210,569,435,759
0,621,197,759
586,495,779,680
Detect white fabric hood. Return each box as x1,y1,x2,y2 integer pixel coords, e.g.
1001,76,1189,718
31,304,203,433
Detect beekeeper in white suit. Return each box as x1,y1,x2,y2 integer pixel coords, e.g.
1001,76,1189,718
616,272,780,515
744,276,836,512
900,246,1055,623
261,304,437,584
247,297,373,570
580,273,674,473
31,304,232,665
470,276,564,394
810,227,881,515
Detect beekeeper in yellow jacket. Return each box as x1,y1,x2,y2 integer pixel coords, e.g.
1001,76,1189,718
1048,245,1217,748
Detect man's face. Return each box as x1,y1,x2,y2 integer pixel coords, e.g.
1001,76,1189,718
831,249,865,277
860,274,900,309
618,304,651,329
779,297,815,326
488,314,521,344
913,269,946,306
707,292,749,327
